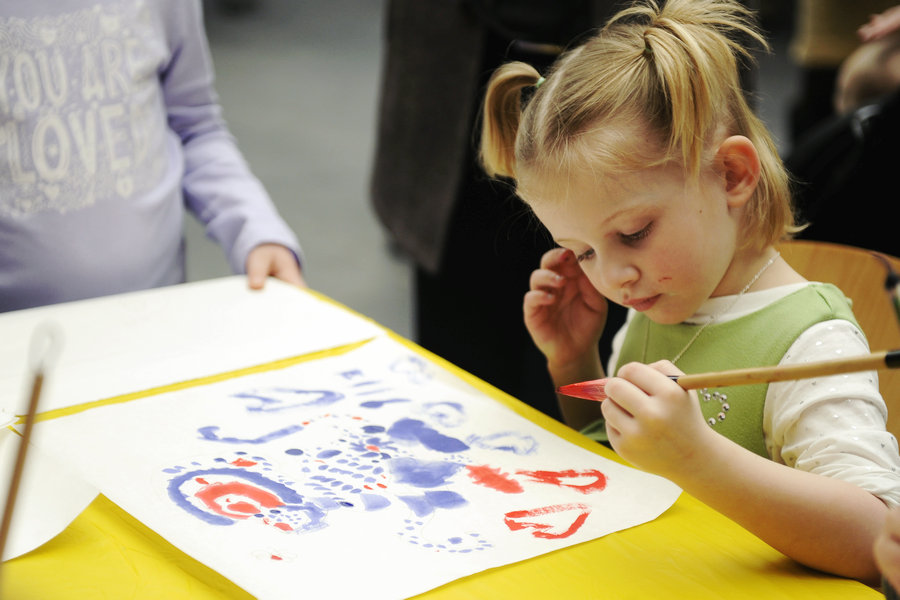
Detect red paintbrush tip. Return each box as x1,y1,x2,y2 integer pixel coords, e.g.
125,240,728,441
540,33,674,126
559,374,682,401
556,379,610,402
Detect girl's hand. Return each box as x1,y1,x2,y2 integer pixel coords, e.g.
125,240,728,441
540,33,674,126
524,248,608,375
602,360,715,479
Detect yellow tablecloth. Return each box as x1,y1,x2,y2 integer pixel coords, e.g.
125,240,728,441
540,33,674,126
0,286,883,599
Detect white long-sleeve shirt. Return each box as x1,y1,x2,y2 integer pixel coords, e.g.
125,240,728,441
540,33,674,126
610,283,900,507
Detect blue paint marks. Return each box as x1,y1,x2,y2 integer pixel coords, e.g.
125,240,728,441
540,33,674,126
389,457,462,487
360,493,391,511
234,388,344,412
359,398,410,409
285,448,304,456
197,425,303,445
467,431,538,455
317,449,342,459
361,425,385,433
423,402,465,427
390,355,431,383
397,491,466,517
423,490,466,509
388,419,469,453
398,495,433,517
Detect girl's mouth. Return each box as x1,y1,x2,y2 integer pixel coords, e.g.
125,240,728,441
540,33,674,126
624,294,661,312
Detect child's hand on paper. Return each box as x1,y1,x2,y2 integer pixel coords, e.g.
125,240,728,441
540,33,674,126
602,360,714,479
524,248,607,378
246,243,306,290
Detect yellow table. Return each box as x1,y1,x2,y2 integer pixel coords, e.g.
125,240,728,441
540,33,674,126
0,282,883,599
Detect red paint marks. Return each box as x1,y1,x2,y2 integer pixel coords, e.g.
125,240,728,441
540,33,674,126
274,522,293,532
195,477,209,485
504,503,591,539
352,416,363,420
231,458,257,467
376,483,387,489
516,469,607,494
366,445,380,452
271,555,283,561
465,465,524,494
194,481,284,520
228,501,262,514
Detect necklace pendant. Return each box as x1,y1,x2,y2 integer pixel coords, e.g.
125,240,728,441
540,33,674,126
700,388,730,427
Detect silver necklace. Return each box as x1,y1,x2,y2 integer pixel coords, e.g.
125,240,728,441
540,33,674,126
669,251,781,365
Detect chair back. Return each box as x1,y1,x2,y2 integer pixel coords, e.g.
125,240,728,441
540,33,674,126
778,239,900,437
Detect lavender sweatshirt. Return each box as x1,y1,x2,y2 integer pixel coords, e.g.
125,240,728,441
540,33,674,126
0,0,302,311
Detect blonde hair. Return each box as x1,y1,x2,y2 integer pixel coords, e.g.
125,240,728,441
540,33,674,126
480,0,795,249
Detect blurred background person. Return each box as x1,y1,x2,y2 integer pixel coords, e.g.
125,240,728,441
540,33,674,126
369,1,625,420
786,2,900,258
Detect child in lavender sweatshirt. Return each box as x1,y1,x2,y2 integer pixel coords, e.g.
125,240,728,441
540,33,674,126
0,0,304,312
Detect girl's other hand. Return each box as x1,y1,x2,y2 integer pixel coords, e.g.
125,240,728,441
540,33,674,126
524,247,607,375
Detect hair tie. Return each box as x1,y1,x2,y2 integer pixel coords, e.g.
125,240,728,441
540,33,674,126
535,76,546,88
643,30,653,57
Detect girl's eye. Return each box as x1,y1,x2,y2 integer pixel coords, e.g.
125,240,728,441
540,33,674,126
575,248,595,263
619,222,653,245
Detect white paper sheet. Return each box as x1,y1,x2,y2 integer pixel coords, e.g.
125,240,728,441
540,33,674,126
0,277,383,416
0,277,383,561
29,337,681,600
0,429,98,560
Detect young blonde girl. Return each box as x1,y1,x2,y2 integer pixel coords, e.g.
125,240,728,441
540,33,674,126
480,0,900,584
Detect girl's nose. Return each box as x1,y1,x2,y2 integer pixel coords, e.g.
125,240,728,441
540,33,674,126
593,258,639,293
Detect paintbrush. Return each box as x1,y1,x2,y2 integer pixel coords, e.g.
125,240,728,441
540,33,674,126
0,323,62,566
557,349,900,401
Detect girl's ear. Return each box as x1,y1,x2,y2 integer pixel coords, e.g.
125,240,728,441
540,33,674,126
716,135,760,209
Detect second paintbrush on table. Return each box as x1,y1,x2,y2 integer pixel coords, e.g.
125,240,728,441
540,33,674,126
557,349,900,401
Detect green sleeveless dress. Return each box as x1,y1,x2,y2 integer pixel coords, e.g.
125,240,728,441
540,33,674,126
580,283,858,457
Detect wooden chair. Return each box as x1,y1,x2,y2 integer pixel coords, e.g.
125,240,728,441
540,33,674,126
778,239,900,437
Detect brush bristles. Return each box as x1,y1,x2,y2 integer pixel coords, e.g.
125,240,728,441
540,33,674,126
556,379,609,402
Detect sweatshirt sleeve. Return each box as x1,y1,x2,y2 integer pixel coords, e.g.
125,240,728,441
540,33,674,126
157,0,303,273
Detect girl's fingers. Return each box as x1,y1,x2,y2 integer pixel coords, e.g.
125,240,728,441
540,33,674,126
523,289,556,310
539,247,572,269
646,360,684,377
529,268,566,292
540,248,584,277
616,362,683,397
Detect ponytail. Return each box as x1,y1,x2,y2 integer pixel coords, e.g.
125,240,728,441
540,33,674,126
606,0,766,177
479,62,543,179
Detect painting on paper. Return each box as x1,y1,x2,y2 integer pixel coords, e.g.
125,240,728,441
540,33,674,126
31,337,681,600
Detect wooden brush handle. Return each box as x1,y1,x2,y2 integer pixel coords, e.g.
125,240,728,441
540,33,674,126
676,350,900,390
